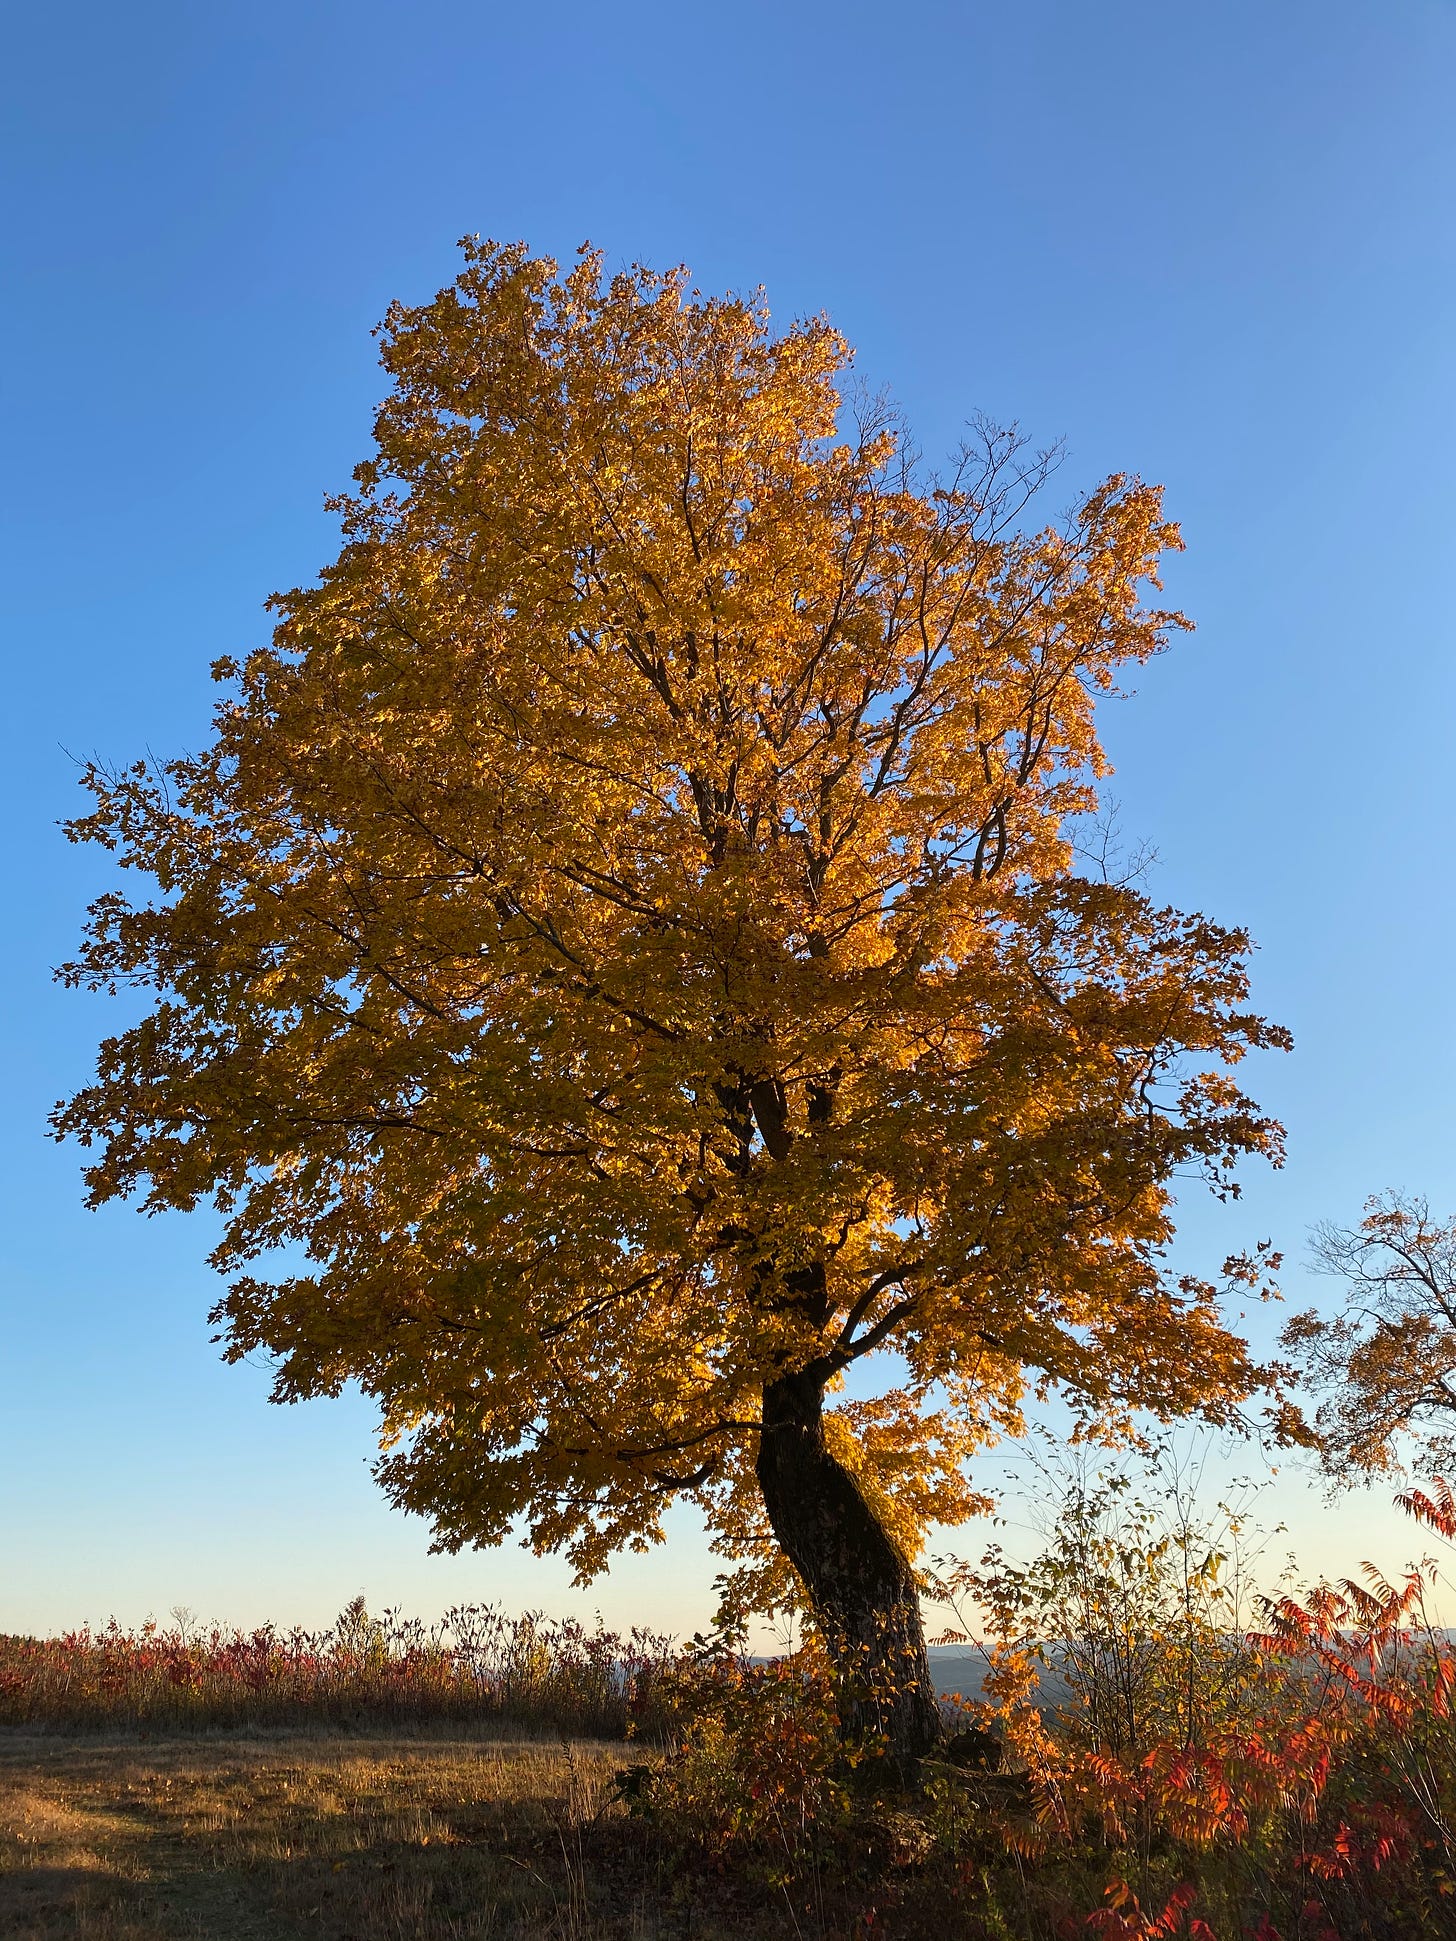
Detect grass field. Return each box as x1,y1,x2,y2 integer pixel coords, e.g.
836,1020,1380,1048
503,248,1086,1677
0,1726,679,1941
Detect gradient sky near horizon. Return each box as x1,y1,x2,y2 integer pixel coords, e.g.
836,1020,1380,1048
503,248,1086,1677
3,0,1455,1640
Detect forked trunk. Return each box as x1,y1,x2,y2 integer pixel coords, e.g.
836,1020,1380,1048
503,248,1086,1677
755,1367,942,1782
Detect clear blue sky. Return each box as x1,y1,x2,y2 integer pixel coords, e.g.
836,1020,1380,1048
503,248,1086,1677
3,0,1454,1638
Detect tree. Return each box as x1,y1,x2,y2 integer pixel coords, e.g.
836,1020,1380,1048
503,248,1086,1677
55,241,1288,1774
1285,1194,1456,1482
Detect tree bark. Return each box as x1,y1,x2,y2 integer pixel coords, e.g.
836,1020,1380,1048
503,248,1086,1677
755,1366,942,1782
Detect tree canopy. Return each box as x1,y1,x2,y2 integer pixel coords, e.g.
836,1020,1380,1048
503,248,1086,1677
56,241,1288,1753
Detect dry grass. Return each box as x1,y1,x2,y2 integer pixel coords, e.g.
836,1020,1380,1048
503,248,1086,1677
0,1726,688,1941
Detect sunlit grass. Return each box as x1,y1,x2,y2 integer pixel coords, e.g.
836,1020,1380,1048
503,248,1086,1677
0,1728,638,1940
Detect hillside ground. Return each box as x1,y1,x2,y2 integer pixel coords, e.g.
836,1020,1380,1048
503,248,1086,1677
0,1726,694,1941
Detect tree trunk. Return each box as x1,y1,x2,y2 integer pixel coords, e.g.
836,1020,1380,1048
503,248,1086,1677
755,1366,942,1782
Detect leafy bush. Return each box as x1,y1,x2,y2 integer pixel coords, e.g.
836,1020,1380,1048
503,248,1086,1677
637,1454,1456,1937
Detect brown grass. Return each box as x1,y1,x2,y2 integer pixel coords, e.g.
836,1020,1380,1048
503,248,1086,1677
0,1726,686,1940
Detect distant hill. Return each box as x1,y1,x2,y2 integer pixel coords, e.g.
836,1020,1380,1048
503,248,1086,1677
927,1645,1075,1706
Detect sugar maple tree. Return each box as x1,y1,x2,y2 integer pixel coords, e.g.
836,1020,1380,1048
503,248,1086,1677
56,241,1287,1771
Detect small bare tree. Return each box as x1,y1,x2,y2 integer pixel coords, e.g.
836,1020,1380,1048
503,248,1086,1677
1284,1194,1456,1481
